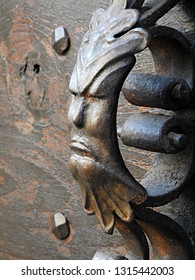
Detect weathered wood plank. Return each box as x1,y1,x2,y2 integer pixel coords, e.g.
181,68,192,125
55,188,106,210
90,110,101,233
0,0,126,260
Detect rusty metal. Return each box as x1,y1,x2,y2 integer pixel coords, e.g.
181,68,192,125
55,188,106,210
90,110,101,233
66,0,195,259
119,113,189,153
167,132,187,150
137,0,180,27
170,83,191,101
122,74,192,110
52,26,70,55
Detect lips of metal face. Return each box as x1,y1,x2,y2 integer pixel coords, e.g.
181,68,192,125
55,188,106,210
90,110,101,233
70,140,92,156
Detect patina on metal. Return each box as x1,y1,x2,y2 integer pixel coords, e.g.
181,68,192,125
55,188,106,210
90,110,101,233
68,0,195,259
68,0,149,234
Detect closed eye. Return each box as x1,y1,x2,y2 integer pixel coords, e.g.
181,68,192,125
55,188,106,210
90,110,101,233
71,91,78,97
89,94,106,100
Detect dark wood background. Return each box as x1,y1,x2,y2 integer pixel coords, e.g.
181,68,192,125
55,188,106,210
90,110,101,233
0,0,195,259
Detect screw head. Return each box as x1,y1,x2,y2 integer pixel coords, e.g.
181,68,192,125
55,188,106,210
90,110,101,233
52,26,70,55
52,212,70,240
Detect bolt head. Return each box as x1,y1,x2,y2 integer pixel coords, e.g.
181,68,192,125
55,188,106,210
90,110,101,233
167,132,188,150
52,212,70,240
171,82,190,101
52,27,70,55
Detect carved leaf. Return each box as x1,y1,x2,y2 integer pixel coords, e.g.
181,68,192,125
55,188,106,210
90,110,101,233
69,1,150,94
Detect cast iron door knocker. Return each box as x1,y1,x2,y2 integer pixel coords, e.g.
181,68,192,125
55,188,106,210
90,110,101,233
67,0,195,259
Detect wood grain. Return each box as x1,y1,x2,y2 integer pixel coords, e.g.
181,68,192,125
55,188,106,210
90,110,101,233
0,0,125,260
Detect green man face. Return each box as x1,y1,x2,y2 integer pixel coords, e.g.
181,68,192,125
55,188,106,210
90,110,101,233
68,0,149,233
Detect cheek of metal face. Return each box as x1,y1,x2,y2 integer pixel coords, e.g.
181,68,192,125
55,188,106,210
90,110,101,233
68,93,117,165
68,93,114,130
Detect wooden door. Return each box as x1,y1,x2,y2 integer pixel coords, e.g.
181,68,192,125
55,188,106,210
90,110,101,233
0,0,195,259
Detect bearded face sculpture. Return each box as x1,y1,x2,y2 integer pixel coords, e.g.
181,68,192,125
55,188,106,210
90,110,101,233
68,0,149,233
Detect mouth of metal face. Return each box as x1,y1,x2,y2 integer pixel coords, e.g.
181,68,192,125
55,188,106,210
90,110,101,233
70,140,93,158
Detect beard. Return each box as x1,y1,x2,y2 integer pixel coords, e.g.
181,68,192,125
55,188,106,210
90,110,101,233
69,153,147,233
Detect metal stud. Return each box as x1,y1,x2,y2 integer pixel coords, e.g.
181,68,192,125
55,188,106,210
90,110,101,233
52,212,70,240
52,26,70,55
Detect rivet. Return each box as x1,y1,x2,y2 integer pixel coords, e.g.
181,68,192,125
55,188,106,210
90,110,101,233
52,212,70,240
52,26,70,55
167,132,188,150
170,83,190,101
